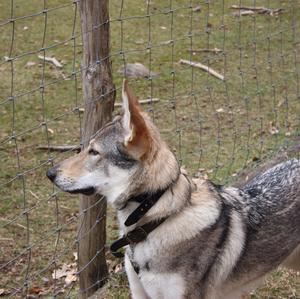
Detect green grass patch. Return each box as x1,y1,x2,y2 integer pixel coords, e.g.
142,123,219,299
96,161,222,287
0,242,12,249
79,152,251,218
0,0,299,297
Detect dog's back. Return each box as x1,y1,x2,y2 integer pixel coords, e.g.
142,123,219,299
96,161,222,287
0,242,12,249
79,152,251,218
243,158,300,204
224,159,300,293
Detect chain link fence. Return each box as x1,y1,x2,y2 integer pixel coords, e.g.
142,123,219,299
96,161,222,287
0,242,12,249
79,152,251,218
0,0,299,297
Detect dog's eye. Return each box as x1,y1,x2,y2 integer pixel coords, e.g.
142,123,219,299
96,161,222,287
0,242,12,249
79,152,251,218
88,149,99,156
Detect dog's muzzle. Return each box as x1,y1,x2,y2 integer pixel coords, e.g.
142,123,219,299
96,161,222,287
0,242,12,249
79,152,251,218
46,166,58,182
68,187,95,196
46,166,95,196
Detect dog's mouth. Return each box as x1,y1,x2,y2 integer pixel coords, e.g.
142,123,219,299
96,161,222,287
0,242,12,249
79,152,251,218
68,187,96,196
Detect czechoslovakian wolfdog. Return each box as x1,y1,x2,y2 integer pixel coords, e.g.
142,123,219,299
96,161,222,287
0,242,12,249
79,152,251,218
47,80,300,299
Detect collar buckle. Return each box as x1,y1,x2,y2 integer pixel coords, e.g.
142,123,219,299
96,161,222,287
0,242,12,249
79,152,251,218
110,174,181,258
126,226,148,244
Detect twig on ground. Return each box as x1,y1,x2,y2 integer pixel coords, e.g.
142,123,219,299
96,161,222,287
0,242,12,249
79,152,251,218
38,55,63,68
29,190,39,200
0,217,34,232
0,238,14,241
37,145,80,152
232,10,255,16
192,5,201,12
188,48,222,54
115,98,160,107
230,5,284,16
179,59,224,81
78,99,160,112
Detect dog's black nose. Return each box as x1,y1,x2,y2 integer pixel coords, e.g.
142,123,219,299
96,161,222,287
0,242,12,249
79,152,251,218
46,167,57,182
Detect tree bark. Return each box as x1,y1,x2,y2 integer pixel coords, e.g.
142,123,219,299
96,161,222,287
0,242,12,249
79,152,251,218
78,0,115,297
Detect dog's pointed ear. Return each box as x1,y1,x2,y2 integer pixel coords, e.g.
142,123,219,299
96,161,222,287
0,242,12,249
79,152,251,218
121,79,151,160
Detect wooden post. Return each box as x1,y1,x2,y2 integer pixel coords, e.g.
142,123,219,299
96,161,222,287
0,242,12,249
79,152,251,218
78,0,115,297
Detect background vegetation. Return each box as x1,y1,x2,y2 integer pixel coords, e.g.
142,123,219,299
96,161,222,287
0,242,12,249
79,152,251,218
0,0,299,298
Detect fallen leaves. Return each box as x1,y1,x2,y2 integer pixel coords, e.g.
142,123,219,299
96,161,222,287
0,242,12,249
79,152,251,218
285,131,291,137
268,121,279,135
0,289,9,296
194,168,214,180
277,98,287,108
216,108,225,113
25,61,36,68
65,272,77,285
52,262,77,286
28,286,44,295
0,252,78,299
47,128,54,134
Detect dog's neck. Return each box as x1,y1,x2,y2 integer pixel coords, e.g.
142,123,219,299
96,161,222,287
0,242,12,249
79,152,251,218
110,142,179,202
107,136,192,233
116,173,192,234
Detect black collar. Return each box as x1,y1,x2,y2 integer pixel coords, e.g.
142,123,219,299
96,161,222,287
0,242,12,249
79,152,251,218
110,175,179,258
110,217,167,258
125,187,170,226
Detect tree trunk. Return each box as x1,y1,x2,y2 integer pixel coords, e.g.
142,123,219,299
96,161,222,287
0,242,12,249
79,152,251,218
78,0,115,297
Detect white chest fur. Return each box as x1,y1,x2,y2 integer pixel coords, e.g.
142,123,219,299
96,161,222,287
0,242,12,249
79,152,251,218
125,254,186,299
141,271,186,299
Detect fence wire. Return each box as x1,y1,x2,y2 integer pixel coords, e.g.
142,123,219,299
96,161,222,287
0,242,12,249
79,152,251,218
0,0,299,298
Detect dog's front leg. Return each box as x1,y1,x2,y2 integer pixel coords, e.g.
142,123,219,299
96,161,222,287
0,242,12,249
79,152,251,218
125,254,150,299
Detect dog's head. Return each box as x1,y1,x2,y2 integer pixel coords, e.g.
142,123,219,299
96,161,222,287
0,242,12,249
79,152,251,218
46,80,179,204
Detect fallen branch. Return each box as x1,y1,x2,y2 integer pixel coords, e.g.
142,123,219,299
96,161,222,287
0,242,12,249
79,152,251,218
0,217,34,232
0,237,14,241
179,59,224,81
188,48,222,54
29,190,39,200
37,145,80,152
232,10,255,16
38,55,63,68
192,5,201,12
230,5,283,16
78,98,160,111
115,98,160,107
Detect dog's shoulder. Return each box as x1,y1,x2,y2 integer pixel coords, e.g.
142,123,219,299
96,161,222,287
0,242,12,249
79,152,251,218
190,178,224,206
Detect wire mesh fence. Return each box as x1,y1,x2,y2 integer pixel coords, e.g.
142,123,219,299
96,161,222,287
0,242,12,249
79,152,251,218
0,0,299,298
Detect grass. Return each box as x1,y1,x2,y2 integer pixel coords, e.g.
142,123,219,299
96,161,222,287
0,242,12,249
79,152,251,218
0,0,299,298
